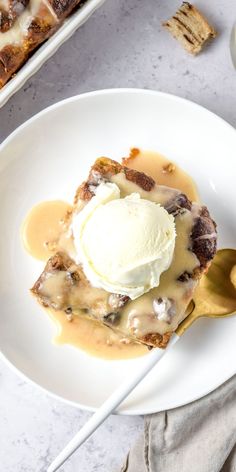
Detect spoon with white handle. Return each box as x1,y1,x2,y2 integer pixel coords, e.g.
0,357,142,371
48,249,236,472
47,335,178,472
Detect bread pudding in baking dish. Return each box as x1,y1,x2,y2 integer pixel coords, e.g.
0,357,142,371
0,0,85,88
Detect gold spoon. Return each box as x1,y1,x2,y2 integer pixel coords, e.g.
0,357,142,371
48,248,236,472
176,248,236,336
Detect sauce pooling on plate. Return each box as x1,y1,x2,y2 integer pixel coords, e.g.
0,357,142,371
22,200,72,261
22,150,200,360
124,148,199,203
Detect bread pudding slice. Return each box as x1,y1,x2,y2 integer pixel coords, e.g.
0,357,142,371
31,158,217,349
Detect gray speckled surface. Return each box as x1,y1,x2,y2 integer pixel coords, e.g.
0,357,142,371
0,0,235,471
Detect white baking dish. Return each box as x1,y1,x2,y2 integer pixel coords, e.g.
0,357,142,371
0,0,105,108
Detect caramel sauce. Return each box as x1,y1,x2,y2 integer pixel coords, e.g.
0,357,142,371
120,216,198,336
50,310,147,360
23,198,148,359
22,200,72,261
111,173,199,337
123,149,199,202
23,150,199,359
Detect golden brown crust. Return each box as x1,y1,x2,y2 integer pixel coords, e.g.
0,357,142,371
124,167,155,191
26,20,58,51
0,0,29,32
0,10,12,32
140,332,172,349
74,182,95,205
191,206,217,267
0,45,26,88
74,157,156,206
47,0,82,20
90,157,122,178
31,252,76,307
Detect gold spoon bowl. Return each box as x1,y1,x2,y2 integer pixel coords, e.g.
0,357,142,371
176,249,236,336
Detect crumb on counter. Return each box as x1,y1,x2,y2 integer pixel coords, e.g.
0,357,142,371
163,2,217,55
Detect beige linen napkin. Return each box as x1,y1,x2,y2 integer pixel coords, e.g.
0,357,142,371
121,375,236,472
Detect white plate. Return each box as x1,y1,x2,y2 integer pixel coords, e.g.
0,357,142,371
0,0,105,108
0,89,235,415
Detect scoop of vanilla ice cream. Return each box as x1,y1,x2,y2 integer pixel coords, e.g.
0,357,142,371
72,182,176,300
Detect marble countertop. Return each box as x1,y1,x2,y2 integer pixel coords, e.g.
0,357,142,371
0,0,235,471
